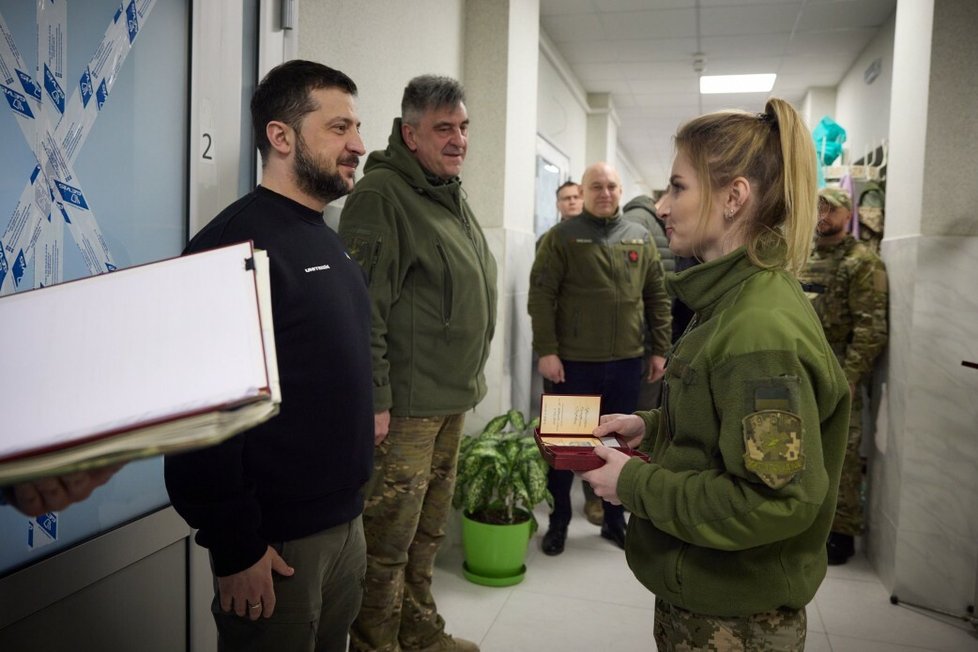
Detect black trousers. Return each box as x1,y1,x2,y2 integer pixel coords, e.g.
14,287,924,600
546,357,642,527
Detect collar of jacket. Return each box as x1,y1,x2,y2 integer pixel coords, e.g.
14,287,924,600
622,196,655,218
667,246,762,317
814,233,856,255
362,118,462,194
580,208,622,228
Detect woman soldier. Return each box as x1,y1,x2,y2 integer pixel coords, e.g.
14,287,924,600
583,98,850,651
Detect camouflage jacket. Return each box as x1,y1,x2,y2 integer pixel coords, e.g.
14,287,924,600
798,235,888,386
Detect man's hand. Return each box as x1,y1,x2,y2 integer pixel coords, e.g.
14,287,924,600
374,410,391,445
581,446,630,505
647,355,666,383
538,354,565,384
7,465,122,517
217,545,295,620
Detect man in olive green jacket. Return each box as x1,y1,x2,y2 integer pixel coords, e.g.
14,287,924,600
339,75,496,652
528,162,671,555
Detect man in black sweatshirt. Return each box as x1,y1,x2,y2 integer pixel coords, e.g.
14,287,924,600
164,60,373,652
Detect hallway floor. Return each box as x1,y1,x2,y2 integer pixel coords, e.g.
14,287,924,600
433,501,978,651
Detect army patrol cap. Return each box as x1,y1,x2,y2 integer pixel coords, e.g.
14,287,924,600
818,187,851,210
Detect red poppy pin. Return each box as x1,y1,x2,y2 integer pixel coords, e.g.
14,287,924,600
627,250,639,263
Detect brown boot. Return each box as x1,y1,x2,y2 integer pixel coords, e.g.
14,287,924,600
584,497,603,526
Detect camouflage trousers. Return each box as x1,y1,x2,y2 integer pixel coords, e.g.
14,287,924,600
832,389,863,536
349,413,465,652
653,598,807,651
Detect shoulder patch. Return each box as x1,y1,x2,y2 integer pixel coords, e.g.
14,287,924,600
742,410,805,490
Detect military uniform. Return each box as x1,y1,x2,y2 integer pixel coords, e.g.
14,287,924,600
529,208,671,547
798,234,888,536
616,247,850,650
339,118,497,652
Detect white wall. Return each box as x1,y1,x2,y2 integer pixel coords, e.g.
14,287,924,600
801,87,837,132
616,152,651,203
537,32,588,184
298,0,465,161
835,10,896,167
885,1,931,239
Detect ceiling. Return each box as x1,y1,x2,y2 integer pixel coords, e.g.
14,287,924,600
539,0,897,188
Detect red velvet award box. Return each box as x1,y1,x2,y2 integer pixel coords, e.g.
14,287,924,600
533,394,649,472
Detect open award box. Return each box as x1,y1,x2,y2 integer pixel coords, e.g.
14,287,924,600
533,394,649,471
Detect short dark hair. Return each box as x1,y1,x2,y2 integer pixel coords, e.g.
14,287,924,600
556,181,580,198
251,60,358,162
401,75,465,126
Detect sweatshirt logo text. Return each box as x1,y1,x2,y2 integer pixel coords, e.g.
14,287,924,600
304,264,331,273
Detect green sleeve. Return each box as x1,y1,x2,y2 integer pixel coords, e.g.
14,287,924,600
843,255,888,386
527,229,565,357
617,350,830,551
338,190,407,413
636,409,661,454
642,243,672,357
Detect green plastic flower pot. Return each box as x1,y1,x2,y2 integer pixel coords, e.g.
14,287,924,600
461,510,532,587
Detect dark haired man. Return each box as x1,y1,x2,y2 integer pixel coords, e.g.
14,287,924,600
555,181,583,221
339,75,496,652
165,60,373,651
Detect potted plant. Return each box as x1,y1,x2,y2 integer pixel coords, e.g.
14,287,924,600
452,409,552,586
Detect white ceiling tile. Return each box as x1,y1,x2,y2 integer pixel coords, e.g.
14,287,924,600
699,33,791,59
700,56,784,75
618,61,693,81
700,0,803,6
616,37,699,62
628,77,700,95
699,4,802,36
786,27,877,57
777,53,854,74
797,0,897,31
598,0,694,11
598,8,698,40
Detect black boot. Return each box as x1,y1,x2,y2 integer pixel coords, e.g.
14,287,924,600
826,531,854,565
542,523,568,556
600,518,626,550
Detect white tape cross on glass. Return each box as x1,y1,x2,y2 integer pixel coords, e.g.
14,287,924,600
0,0,158,295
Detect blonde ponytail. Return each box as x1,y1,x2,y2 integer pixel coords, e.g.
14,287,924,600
766,98,818,275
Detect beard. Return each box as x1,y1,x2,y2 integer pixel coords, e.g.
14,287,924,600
293,136,356,204
817,221,846,238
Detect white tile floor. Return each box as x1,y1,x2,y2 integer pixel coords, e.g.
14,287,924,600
432,499,978,651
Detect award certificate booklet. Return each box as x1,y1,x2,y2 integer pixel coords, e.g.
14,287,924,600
539,394,601,435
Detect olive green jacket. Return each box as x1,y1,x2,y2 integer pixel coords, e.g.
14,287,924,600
528,210,671,361
338,119,497,416
617,247,850,617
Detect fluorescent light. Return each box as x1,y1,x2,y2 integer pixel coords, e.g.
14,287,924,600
699,74,776,94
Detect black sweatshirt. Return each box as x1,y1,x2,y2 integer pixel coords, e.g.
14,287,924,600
164,186,374,576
